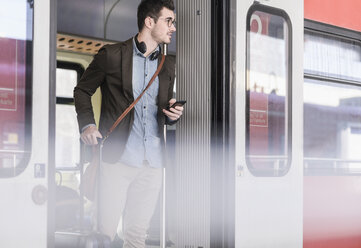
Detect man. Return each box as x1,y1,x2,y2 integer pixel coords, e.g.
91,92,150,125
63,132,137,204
74,0,182,247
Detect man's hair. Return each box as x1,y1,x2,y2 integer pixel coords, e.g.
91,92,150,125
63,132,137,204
137,0,175,31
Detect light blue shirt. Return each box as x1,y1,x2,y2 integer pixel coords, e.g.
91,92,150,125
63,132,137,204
119,39,163,168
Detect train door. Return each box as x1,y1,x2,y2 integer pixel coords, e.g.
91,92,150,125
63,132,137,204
0,1,56,247
234,0,303,247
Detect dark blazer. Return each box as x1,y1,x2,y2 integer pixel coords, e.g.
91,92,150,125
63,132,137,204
74,38,176,163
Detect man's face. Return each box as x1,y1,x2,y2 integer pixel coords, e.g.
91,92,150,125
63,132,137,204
151,7,176,44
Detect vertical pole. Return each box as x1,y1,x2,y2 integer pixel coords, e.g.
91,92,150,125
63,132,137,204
163,43,168,56
161,45,167,246
160,167,166,248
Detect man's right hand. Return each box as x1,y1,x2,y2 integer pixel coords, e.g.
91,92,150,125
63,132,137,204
80,125,103,145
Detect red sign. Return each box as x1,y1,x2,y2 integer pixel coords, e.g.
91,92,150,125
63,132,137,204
249,92,269,156
0,38,17,111
250,12,270,35
250,93,268,127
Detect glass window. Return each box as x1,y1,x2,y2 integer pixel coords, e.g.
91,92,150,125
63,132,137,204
0,0,33,178
56,104,80,168
56,63,83,168
56,68,78,98
304,32,361,82
304,30,361,175
246,6,292,176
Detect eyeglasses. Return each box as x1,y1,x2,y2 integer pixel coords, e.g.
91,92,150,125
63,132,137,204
158,17,176,27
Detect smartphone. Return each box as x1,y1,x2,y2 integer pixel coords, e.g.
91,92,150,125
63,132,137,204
166,100,186,111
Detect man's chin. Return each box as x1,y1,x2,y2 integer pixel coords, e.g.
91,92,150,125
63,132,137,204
165,36,173,44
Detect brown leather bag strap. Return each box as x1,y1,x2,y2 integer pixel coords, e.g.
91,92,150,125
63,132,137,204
102,54,166,143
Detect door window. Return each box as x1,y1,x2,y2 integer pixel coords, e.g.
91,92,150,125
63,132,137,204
246,5,292,176
0,0,33,177
56,62,83,169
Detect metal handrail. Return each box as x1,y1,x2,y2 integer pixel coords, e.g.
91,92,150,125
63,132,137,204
246,155,288,160
304,157,361,163
304,157,361,174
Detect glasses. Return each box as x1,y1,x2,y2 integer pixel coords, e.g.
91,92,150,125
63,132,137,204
158,17,176,27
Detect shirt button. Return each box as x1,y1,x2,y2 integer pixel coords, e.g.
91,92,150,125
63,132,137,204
144,138,147,142
144,106,146,109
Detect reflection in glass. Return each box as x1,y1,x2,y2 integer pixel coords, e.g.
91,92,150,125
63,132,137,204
0,0,33,177
304,80,361,174
246,10,291,176
304,30,361,175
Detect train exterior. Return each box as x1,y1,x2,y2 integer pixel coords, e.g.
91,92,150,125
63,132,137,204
303,1,361,247
0,0,360,247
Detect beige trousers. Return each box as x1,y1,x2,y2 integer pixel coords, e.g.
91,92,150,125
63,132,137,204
99,161,162,248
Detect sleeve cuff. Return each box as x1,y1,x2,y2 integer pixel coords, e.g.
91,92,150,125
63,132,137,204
166,116,178,125
81,123,96,133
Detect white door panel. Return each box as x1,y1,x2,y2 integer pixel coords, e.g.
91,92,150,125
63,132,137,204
234,0,303,247
0,1,51,247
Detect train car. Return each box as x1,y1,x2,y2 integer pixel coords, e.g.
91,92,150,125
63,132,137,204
0,0,360,247
303,1,361,247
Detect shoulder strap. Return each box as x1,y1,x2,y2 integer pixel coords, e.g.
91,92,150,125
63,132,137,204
102,54,166,143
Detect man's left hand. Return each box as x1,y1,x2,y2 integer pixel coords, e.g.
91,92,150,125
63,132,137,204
163,98,184,121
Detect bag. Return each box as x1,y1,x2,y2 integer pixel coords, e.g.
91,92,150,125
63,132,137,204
55,185,81,229
79,145,100,201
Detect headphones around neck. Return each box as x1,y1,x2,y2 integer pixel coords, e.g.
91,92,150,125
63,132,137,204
135,34,161,61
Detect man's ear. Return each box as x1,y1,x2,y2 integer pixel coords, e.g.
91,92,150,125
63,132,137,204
144,16,154,29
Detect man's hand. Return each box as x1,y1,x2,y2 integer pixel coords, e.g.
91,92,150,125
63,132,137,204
81,125,103,145
162,98,184,121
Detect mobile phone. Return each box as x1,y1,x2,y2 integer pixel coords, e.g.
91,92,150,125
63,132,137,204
166,100,186,111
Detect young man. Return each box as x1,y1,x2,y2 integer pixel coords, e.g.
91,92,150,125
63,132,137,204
74,0,182,247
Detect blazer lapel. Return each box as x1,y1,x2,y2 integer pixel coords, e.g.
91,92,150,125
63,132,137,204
121,38,134,102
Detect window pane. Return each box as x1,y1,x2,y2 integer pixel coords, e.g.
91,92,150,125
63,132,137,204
304,31,361,82
56,68,78,98
304,80,361,174
0,0,33,177
56,104,80,168
246,9,291,176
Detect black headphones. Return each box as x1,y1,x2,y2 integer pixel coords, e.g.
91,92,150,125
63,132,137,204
135,34,161,61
